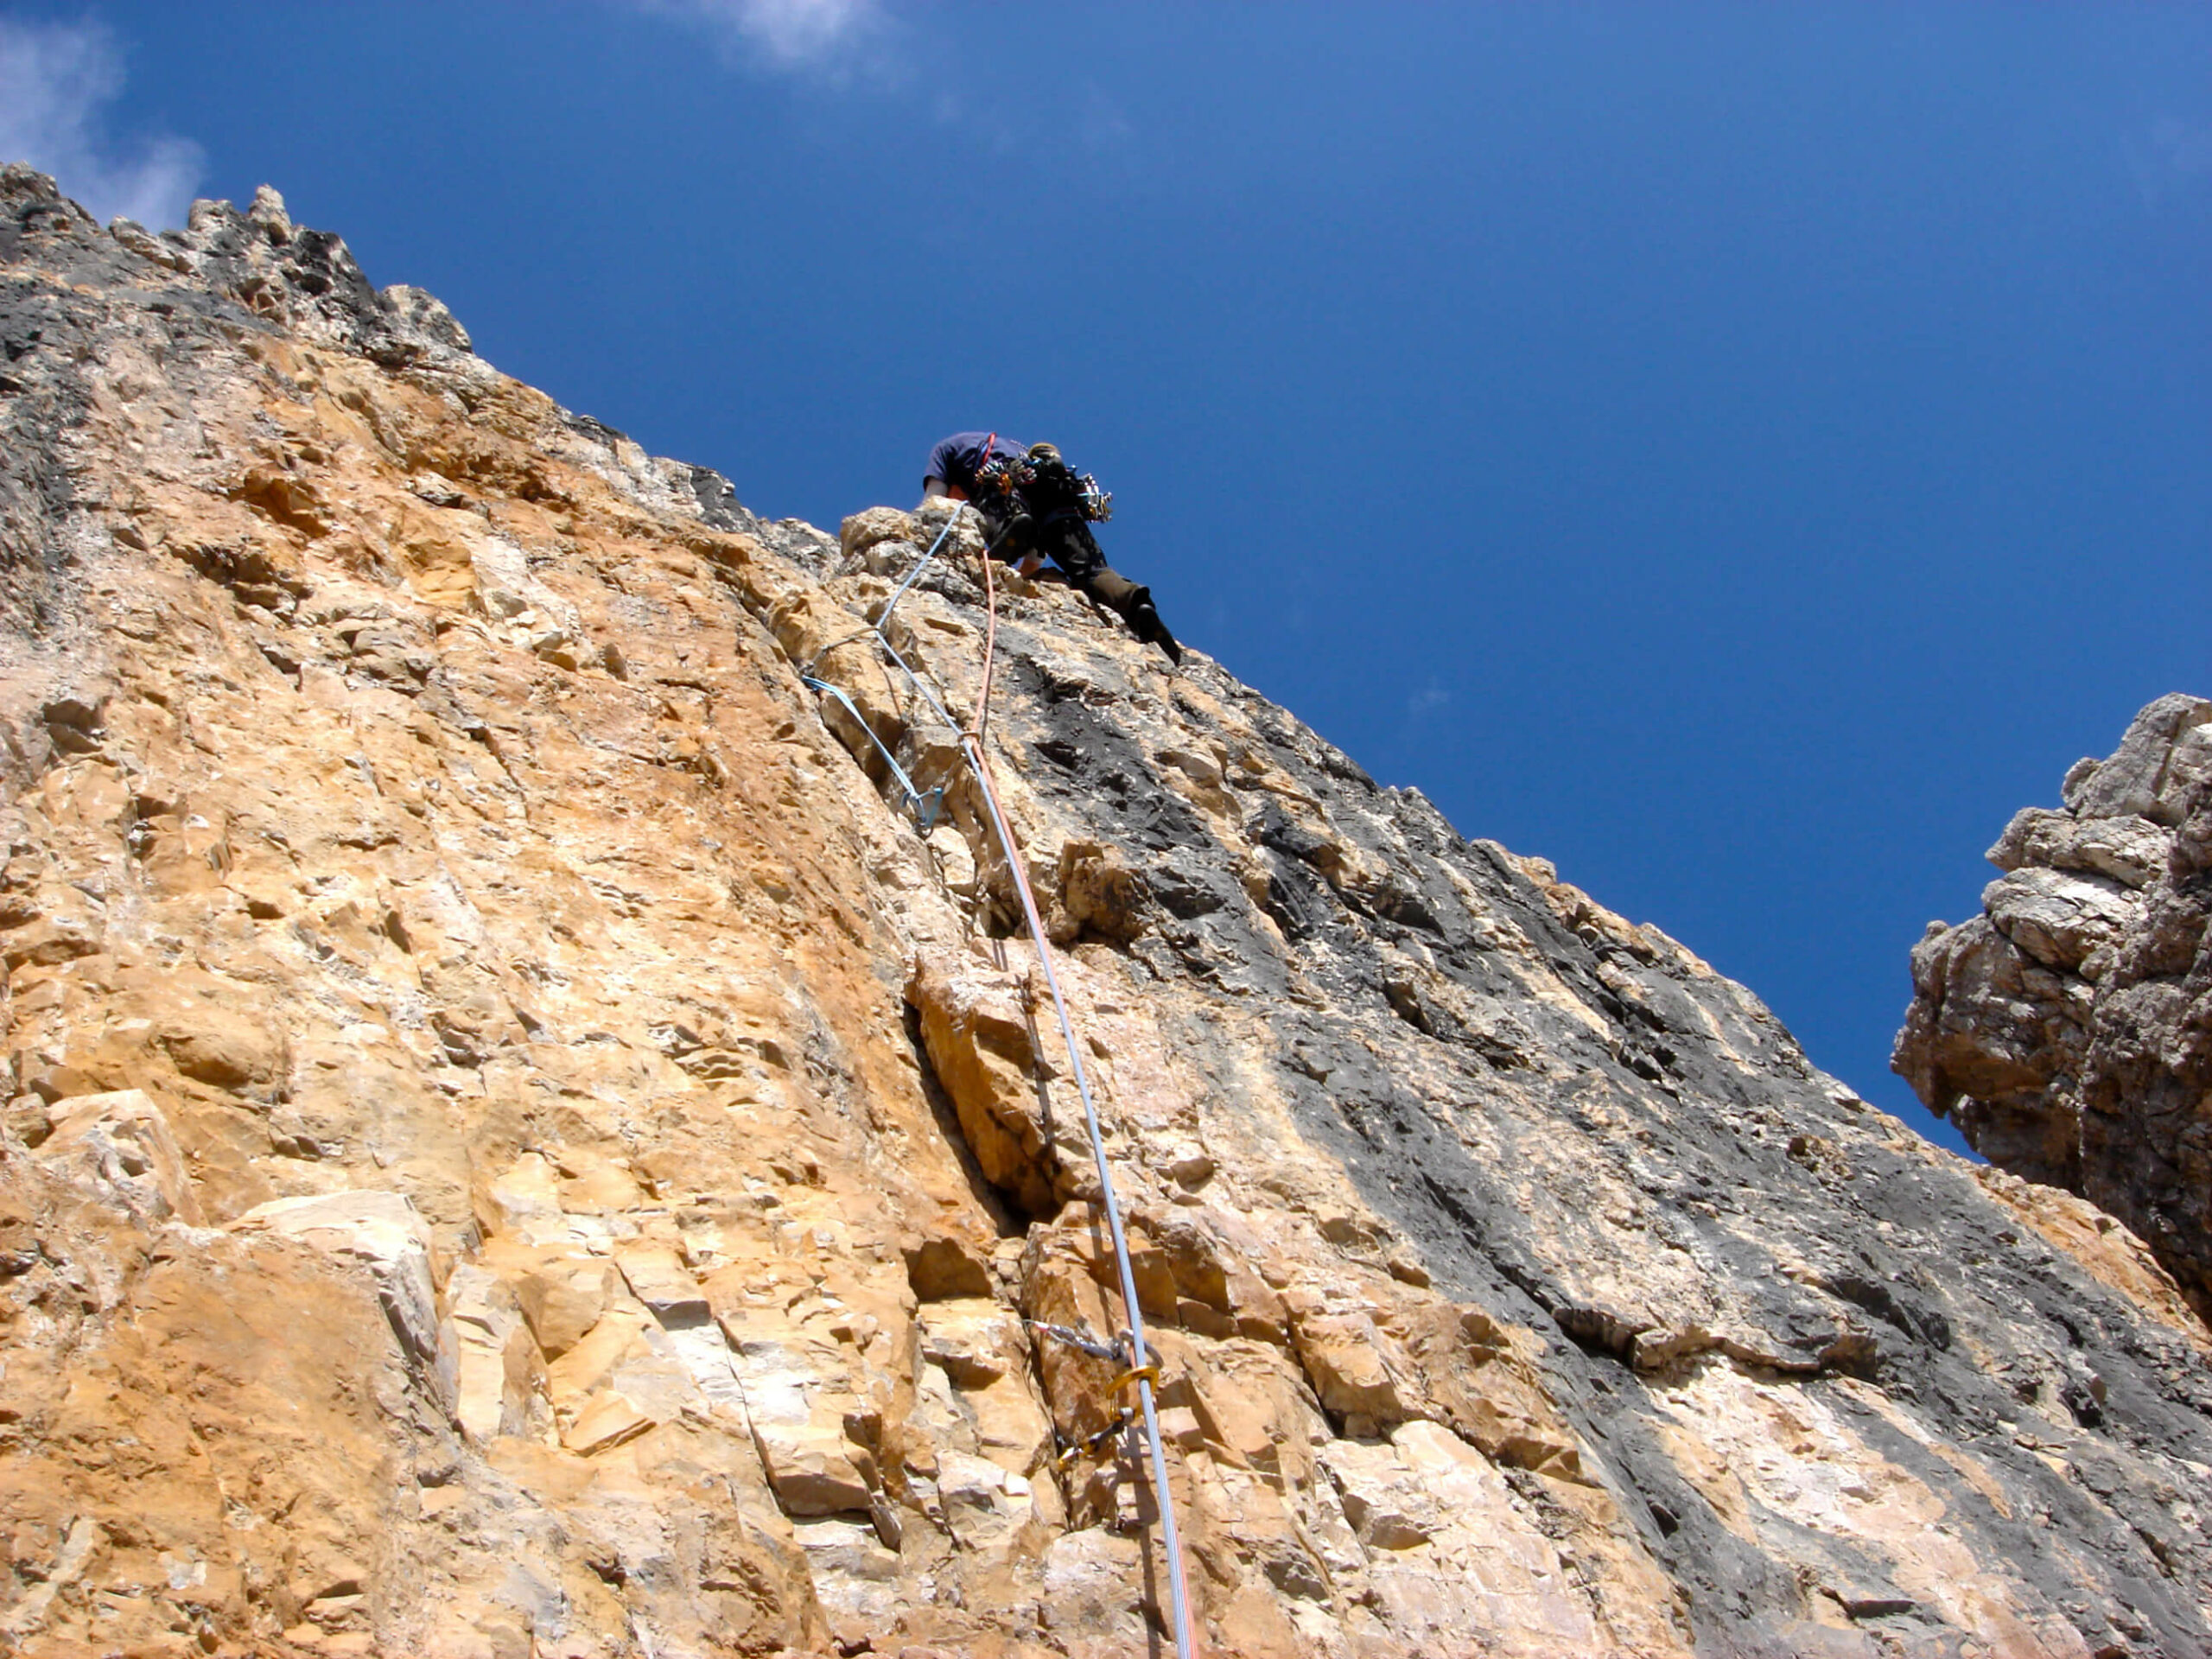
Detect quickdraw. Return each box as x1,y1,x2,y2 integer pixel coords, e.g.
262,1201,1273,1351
1032,1322,1166,1454
1032,1320,1160,1372
1056,1408,1135,1469
1030,1319,1122,1362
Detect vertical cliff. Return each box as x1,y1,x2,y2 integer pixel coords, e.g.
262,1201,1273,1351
3,166,2209,1658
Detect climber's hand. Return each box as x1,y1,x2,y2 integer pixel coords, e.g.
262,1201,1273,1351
1018,554,1044,578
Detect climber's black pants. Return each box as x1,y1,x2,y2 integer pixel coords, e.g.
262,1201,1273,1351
979,508,1144,621
976,502,1179,661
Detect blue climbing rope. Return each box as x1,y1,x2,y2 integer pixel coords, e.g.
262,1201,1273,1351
797,499,1199,1657
800,676,944,833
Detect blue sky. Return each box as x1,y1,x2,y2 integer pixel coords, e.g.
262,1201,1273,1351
8,2,2210,1155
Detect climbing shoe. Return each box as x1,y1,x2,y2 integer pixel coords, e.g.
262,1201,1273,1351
988,513,1034,563
1128,589,1184,666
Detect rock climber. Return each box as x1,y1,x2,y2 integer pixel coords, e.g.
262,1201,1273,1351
922,432,1183,665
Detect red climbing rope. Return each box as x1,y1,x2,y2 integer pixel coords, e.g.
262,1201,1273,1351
975,530,1001,750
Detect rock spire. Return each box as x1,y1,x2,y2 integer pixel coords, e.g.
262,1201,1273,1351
1897,692,2212,1323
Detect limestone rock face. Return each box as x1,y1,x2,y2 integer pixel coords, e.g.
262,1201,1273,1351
1897,694,2212,1318
3,162,2209,1657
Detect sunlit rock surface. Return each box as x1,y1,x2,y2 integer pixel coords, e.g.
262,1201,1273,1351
3,163,2209,1657
1899,694,2212,1327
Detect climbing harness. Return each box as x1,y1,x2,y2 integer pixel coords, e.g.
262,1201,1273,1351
975,451,1035,500
971,450,1109,520
994,448,1113,524
805,500,1199,1659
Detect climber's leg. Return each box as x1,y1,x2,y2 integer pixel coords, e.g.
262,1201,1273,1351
1040,522,1184,664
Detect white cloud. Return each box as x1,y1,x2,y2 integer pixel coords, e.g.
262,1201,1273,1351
620,0,1134,165
636,0,887,75
0,17,203,229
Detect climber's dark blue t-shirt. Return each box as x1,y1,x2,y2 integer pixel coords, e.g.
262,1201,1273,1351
925,432,1025,495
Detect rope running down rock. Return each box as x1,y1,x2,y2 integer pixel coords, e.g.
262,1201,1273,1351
812,503,1199,1659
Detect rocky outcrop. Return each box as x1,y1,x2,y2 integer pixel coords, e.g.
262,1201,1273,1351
1897,694,2212,1320
3,162,2209,1657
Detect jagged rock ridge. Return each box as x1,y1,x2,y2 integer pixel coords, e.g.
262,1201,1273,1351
2,163,2209,1657
1897,693,2212,1324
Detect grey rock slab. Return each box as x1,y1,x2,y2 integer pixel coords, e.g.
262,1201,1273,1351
1989,805,2171,888
872,585,2212,1652
1981,867,2139,972
2072,693,2212,825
